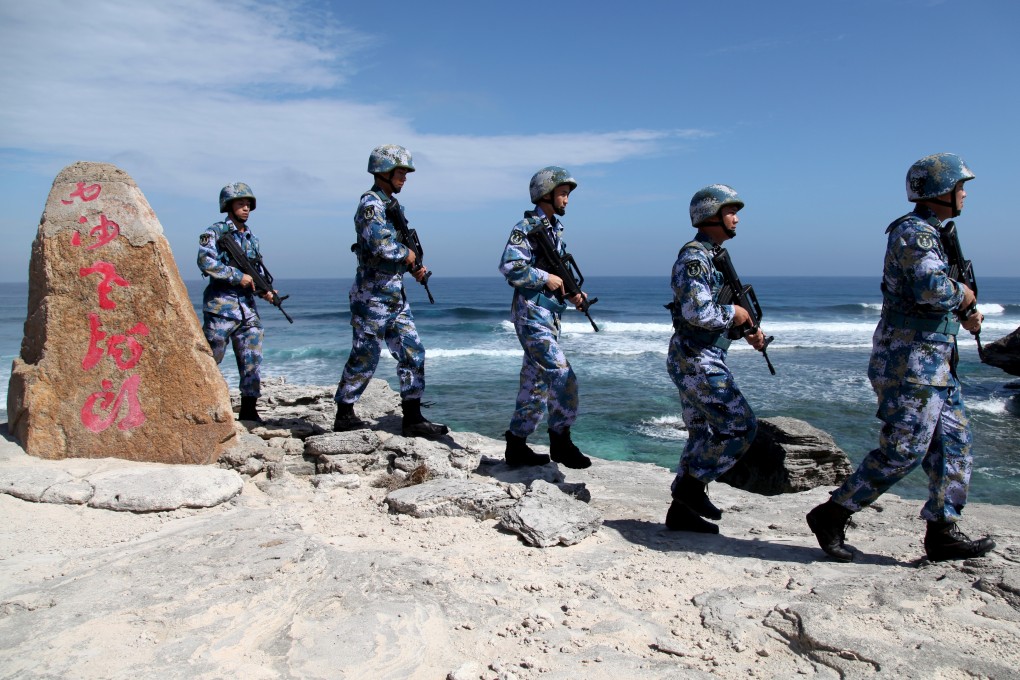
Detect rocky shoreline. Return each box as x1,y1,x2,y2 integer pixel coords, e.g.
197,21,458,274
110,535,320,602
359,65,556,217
1,379,1018,679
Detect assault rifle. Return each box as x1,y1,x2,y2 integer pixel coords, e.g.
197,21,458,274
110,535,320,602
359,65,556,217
386,198,435,304
527,215,599,332
713,248,775,374
939,220,983,357
216,235,293,323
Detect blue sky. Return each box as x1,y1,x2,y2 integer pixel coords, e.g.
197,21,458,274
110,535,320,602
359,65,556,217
1,0,1017,282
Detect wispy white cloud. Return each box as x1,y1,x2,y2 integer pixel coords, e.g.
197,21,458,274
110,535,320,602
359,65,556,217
0,0,708,212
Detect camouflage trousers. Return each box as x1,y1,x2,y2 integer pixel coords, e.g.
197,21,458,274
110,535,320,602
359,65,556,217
335,288,425,404
667,334,757,488
203,312,263,397
830,331,971,522
508,294,578,438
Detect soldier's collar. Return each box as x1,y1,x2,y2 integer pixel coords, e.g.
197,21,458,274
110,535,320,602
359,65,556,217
227,218,248,234
369,185,393,202
912,204,942,229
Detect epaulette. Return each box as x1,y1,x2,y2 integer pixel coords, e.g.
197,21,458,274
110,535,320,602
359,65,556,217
362,190,389,205
679,238,716,259
518,210,547,234
205,220,234,237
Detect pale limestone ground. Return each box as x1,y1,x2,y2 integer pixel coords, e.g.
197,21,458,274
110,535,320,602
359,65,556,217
1,424,1018,679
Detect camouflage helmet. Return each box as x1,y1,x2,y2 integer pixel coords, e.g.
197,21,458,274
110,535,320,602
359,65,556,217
529,166,577,204
219,182,256,213
368,144,415,175
906,153,975,202
689,184,744,226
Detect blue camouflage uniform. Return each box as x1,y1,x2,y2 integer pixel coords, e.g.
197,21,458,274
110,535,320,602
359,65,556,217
335,188,426,405
197,219,264,397
667,231,757,491
829,204,971,522
499,207,579,438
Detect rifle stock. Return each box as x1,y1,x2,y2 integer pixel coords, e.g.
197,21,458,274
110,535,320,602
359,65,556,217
216,235,293,323
526,217,599,332
386,199,435,303
713,248,775,374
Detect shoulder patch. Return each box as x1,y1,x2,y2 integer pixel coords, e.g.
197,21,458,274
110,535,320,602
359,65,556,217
200,233,213,246
510,229,525,245
685,261,705,278
362,204,377,222
915,232,936,250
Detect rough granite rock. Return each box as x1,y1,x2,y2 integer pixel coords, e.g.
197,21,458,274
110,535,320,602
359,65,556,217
982,325,1020,377
719,416,854,495
6,161,235,463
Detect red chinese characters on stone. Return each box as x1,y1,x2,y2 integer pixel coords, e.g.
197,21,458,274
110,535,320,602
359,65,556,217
72,214,120,250
79,261,129,310
82,313,150,371
80,374,146,433
61,182,102,205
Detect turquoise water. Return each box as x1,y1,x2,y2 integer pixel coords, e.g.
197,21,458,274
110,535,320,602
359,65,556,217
3,276,1019,505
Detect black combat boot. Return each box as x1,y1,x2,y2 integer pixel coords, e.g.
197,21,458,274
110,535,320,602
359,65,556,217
666,500,719,534
673,474,722,521
333,401,366,432
504,431,551,467
548,428,592,469
806,500,854,562
924,521,995,562
238,396,263,424
400,399,449,439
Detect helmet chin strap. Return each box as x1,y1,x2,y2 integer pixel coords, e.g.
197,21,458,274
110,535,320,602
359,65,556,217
376,171,399,195
926,195,960,218
699,217,736,239
539,196,565,217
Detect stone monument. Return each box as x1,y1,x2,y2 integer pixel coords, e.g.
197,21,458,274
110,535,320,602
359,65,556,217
6,161,236,463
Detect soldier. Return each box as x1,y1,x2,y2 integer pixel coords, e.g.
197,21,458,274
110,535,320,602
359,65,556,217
498,166,592,469
807,153,995,562
333,144,448,439
665,185,767,533
197,182,270,423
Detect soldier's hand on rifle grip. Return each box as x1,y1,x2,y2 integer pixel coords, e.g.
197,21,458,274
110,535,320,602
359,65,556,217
959,283,977,313
545,273,565,294
240,273,255,291
411,265,429,283
745,327,767,351
404,249,417,268
732,304,752,328
259,289,277,302
962,309,983,333
569,292,586,309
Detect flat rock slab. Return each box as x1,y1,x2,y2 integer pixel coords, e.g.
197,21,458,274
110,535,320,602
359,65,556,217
500,479,603,547
0,466,93,504
87,466,243,512
385,478,515,520
0,435,243,512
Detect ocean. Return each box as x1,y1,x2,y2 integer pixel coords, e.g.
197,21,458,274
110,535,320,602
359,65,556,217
2,275,1018,506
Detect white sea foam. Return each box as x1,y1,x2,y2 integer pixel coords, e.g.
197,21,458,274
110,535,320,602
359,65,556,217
966,398,1008,415
636,414,688,442
428,348,521,359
